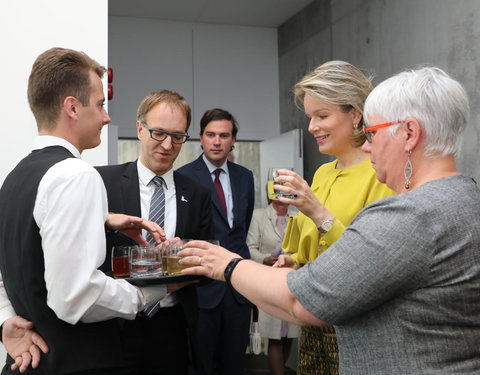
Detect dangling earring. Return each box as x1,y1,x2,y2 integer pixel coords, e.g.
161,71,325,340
353,123,359,130
404,150,412,189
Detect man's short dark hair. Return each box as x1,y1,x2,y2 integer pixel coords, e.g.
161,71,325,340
199,108,238,137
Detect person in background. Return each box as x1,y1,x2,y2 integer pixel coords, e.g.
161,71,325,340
96,89,213,374
179,65,480,375
0,47,167,374
247,191,299,375
177,108,254,375
275,61,395,375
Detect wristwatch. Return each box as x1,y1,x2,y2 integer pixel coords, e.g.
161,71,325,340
317,217,335,236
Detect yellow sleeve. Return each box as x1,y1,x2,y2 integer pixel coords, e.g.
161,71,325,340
282,159,395,265
310,159,395,256
282,216,301,264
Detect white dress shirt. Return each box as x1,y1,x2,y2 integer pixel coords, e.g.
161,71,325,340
202,154,234,228
0,136,166,326
137,160,176,239
137,159,178,307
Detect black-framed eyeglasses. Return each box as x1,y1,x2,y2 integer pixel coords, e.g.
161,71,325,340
362,121,403,143
142,122,190,144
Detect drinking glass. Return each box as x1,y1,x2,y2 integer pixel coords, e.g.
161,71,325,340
267,168,295,200
111,246,131,278
130,245,162,277
161,242,169,275
165,239,193,275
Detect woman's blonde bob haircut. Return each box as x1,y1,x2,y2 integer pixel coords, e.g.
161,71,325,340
294,60,373,147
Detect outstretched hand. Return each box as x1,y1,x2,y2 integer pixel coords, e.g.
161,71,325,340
178,240,239,281
106,213,166,245
2,316,49,373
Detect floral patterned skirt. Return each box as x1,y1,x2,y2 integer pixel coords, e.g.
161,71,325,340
297,325,339,375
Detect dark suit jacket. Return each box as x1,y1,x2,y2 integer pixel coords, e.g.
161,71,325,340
96,161,213,367
177,155,255,309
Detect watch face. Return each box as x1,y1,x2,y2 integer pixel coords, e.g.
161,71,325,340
322,219,334,231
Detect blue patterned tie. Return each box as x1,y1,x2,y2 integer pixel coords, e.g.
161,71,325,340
146,176,165,244
143,176,165,318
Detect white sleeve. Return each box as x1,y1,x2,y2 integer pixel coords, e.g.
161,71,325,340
0,275,16,326
34,159,165,324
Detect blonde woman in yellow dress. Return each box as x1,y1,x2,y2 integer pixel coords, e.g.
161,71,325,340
276,61,396,375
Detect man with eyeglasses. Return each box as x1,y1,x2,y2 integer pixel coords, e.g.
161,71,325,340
96,90,213,375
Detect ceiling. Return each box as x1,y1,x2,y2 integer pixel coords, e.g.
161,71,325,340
109,0,314,28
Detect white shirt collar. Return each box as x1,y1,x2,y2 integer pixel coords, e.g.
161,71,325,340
202,153,229,175
137,159,174,189
32,136,81,158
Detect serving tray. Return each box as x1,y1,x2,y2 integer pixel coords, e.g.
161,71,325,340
123,274,209,286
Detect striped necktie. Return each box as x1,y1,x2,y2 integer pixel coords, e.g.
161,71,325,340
143,176,166,318
146,176,165,244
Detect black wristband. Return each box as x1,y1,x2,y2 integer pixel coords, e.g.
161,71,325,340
224,258,244,287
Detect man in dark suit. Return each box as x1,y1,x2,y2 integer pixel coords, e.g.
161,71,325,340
177,108,255,375
97,90,213,375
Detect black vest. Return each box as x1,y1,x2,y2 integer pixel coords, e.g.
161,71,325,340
0,146,129,374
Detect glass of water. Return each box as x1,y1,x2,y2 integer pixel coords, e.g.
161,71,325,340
267,168,295,200
130,244,162,277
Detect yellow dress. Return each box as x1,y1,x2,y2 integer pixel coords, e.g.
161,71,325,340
282,158,395,375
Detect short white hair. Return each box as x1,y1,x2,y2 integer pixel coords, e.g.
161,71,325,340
364,66,470,157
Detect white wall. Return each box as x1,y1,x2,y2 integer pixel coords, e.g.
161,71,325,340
0,0,109,361
109,17,280,141
0,0,109,184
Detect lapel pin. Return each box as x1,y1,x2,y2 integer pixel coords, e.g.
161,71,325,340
181,196,188,202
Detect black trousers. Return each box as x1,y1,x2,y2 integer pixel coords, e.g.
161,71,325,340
121,303,190,375
1,305,190,375
194,288,251,375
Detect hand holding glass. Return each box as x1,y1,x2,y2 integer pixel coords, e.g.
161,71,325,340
165,239,195,275
267,168,295,200
164,239,219,275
